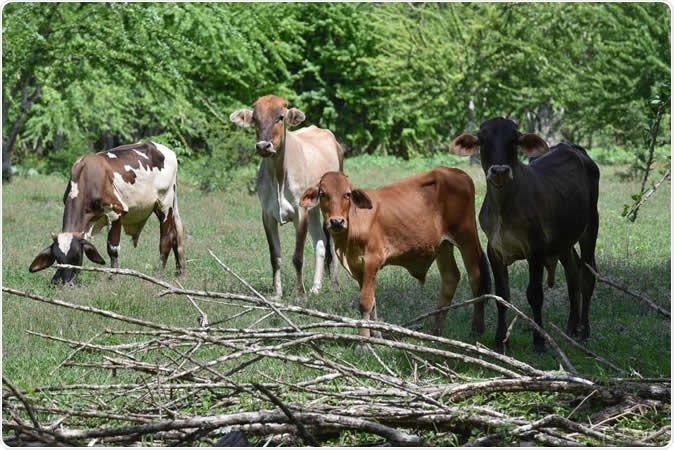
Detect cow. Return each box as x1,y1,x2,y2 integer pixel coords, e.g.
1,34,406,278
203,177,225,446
29,141,186,285
450,117,600,354
300,168,491,339
230,95,344,300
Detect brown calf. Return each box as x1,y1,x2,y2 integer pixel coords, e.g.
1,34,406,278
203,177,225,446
301,168,491,338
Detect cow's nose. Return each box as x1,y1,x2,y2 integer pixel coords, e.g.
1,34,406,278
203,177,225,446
329,218,346,231
255,141,275,155
490,165,511,177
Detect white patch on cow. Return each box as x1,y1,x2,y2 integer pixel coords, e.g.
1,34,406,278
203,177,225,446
110,142,178,232
133,149,150,160
69,181,79,199
106,152,118,159
57,233,75,255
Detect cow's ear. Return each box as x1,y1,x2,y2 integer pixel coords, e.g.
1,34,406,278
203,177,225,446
81,240,106,265
300,186,319,209
519,133,549,158
229,109,254,128
351,189,373,210
285,108,305,126
450,133,479,156
29,247,56,273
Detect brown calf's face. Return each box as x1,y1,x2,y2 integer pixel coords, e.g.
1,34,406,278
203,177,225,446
229,95,306,157
29,232,106,286
301,172,372,234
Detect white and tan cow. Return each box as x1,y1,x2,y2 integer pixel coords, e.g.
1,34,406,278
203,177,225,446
230,95,344,299
30,141,186,285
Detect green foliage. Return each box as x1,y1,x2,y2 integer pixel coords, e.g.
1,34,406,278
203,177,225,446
2,3,670,179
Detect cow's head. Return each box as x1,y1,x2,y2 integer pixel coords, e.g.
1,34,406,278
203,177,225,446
301,172,372,234
29,232,106,286
229,95,306,157
450,117,549,189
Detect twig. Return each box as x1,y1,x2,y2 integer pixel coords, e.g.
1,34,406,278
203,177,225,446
585,263,670,318
253,383,320,446
549,323,626,375
174,280,208,327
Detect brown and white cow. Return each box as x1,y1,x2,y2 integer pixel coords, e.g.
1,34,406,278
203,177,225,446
230,95,344,300
451,117,599,354
300,168,491,338
29,141,186,285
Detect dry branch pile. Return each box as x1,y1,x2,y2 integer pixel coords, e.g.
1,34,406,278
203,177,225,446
2,257,671,446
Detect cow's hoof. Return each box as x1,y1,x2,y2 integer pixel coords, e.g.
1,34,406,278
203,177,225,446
309,285,321,295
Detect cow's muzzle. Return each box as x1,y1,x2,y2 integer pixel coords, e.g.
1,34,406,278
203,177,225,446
327,217,347,233
255,141,277,157
487,165,513,189
50,269,79,287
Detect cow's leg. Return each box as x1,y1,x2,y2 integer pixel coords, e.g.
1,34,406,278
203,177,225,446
457,239,491,337
526,251,546,353
433,242,460,336
262,211,283,300
489,244,510,354
107,219,122,270
324,222,340,290
559,247,581,339
358,257,382,339
578,221,598,340
156,207,185,276
292,209,309,298
307,206,326,295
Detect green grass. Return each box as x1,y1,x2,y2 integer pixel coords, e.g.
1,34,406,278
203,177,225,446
2,155,671,443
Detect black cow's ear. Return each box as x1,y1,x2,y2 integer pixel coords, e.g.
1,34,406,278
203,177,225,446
29,247,56,272
351,189,373,210
300,186,320,209
450,133,480,156
81,240,106,265
229,109,254,128
285,108,306,126
519,133,549,158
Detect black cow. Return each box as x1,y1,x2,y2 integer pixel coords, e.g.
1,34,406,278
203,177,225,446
451,117,600,353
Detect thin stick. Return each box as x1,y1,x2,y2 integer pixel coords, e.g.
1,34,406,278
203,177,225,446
253,383,320,446
585,263,670,318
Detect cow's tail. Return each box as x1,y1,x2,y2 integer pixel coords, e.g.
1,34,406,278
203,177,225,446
478,249,492,296
172,181,187,273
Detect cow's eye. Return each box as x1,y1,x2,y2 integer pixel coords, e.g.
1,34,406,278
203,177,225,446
318,190,325,198
344,192,351,199
277,114,284,122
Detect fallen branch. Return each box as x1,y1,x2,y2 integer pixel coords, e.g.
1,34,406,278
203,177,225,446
585,263,670,318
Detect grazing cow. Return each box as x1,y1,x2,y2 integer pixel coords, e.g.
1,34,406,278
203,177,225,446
29,141,186,285
450,117,600,353
300,169,491,338
230,95,344,300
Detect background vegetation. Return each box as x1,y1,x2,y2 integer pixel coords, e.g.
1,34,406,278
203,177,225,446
2,2,671,184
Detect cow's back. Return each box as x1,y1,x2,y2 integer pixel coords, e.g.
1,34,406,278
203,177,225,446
103,142,178,221
289,126,344,185
348,167,475,262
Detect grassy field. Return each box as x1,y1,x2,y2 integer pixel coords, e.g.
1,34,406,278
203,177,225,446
2,153,671,444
